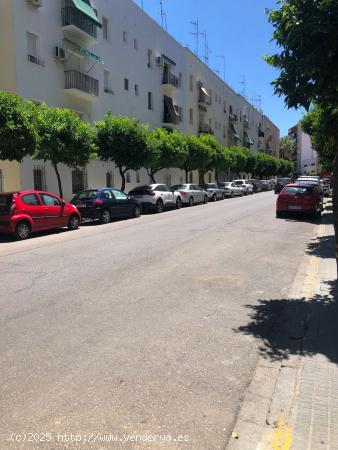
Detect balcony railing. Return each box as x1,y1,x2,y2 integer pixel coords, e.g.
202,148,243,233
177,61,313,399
65,70,99,97
162,72,179,88
62,6,98,38
199,124,214,135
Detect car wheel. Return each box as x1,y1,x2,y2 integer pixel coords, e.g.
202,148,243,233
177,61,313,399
314,209,322,220
222,193,225,200
176,197,182,209
68,214,80,230
230,191,234,198
188,196,194,207
14,221,31,240
155,200,163,213
203,195,208,204
100,209,111,224
276,211,283,218
212,194,217,202
133,206,141,218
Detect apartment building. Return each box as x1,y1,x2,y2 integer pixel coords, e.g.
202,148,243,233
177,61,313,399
288,123,319,175
0,0,280,199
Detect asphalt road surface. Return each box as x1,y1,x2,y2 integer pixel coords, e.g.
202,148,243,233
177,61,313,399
0,192,317,450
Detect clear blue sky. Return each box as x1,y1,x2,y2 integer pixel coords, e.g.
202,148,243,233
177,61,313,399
133,0,304,136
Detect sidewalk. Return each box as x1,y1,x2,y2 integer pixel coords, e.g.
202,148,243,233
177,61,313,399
227,204,337,450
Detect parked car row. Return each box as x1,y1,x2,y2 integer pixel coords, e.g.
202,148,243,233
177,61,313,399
0,179,275,240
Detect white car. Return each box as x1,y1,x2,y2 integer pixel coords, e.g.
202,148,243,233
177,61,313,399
218,182,243,197
233,180,254,195
128,184,182,213
171,184,208,206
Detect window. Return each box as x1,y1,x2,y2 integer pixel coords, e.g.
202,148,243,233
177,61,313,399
27,31,44,66
223,125,226,138
136,171,140,183
72,169,87,194
135,84,139,96
147,49,152,68
189,74,194,92
124,78,129,91
133,38,138,50
215,93,217,103
33,166,46,191
106,171,113,188
148,91,153,110
100,190,112,199
0,170,3,192
102,17,109,40
104,70,113,94
126,171,131,183
40,194,61,207
223,100,227,113
21,194,40,206
112,190,128,200
123,31,127,42
229,105,233,115
189,108,193,125
209,89,212,104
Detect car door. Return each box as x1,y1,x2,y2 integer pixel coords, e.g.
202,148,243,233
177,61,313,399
39,193,64,228
162,185,174,205
111,189,132,216
19,193,46,231
194,185,203,202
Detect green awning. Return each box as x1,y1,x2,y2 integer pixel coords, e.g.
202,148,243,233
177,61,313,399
64,38,104,63
230,122,240,140
244,132,254,145
72,0,102,27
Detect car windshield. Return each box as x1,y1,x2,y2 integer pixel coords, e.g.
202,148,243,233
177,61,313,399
172,185,187,190
234,181,243,185
278,179,290,184
284,187,312,195
73,190,98,201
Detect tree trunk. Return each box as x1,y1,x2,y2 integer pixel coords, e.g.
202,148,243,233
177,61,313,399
146,169,157,184
119,167,126,192
199,172,205,185
53,162,63,199
215,169,219,184
333,154,338,278
185,169,189,183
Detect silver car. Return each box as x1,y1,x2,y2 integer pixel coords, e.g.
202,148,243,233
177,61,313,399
202,183,225,201
233,180,254,195
128,184,182,213
171,184,208,206
218,182,243,197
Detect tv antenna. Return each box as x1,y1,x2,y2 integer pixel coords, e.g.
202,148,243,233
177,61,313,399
239,75,247,98
200,30,211,65
159,0,167,31
190,20,200,57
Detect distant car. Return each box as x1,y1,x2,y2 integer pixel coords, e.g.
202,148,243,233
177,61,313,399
171,184,208,206
218,182,243,197
0,190,81,240
201,183,225,201
276,184,323,219
128,184,182,213
71,188,141,223
232,180,254,195
247,179,262,193
275,177,293,194
260,180,272,191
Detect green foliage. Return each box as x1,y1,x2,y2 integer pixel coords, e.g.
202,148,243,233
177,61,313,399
265,0,338,110
36,104,95,197
0,91,39,161
279,136,296,162
181,134,211,177
96,114,150,190
301,105,338,171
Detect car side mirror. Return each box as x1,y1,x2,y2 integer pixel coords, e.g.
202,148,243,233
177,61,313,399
61,200,66,207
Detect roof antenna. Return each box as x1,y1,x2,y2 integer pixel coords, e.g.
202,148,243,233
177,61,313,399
190,20,200,57
159,0,167,31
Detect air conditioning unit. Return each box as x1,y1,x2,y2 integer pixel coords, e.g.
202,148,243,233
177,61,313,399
55,46,66,61
156,56,164,66
28,0,43,7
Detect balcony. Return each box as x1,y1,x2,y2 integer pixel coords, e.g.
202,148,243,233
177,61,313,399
64,70,99,99
199,123,214,135
198,83,210,111
229,114,238,123
62,6,99,45
162,72,179,95
243,118,250,129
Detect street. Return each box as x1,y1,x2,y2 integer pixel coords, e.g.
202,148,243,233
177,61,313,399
0,192,317,449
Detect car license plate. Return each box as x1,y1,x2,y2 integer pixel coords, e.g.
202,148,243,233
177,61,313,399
77,203,87,208
288,205,302,210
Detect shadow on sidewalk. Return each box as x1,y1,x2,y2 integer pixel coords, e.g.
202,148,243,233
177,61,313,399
235,281,338,363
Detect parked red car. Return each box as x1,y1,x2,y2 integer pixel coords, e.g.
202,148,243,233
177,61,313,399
0,190,81,240
276,184,323,219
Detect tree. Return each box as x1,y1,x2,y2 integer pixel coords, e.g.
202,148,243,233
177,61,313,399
198,134,221,183
181,134,211,182
146,129,187,183
0,91,39,161
36,105,95,198
96,114,150,191
279,136,296,164
265,0,338,275
229,147,249,178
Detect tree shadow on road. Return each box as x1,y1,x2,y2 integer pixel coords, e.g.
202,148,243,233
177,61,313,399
235,281,338,363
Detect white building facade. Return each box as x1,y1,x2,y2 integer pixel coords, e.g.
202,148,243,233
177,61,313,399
0,0,280,200
288,123,319,175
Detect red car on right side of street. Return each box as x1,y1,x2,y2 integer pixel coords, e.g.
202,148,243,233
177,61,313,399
276,183,323,219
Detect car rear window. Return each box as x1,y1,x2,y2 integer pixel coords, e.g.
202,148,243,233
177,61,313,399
171,185,187,190
73,190,98,201
0,195,12,216
129,185,153,195
283,187,312,195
